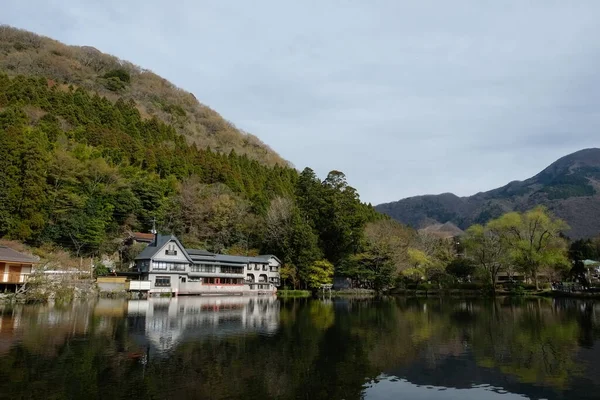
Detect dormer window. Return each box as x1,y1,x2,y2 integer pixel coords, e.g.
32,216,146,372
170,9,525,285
165,243,178,256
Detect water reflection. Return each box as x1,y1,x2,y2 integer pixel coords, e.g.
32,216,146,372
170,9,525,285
123,296,280,355
0,297,599,399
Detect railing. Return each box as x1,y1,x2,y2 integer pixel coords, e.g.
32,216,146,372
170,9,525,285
1,273,29,284
189,269,244,276
127,281,151,291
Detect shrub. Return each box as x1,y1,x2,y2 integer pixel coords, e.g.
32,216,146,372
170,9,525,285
103,68,130,83
103,76,126,92
94,262,110,277
416,283,433,291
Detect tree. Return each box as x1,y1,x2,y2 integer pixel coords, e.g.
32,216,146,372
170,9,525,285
492,207,569,289
341,251,395,292
446,257,476,281
463,224,506,293
364,219,415,273
280,264,300,289
302,260,334,290
402,248,434,282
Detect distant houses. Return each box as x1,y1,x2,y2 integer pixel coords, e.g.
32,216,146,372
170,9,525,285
131,233,281,296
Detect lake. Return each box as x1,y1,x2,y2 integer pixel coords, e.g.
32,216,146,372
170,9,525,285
0,296,599,400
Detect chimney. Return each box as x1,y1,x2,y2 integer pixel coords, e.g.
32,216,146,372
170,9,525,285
151,217,157,246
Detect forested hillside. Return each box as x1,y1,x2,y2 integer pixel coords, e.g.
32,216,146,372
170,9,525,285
0,73,393,288
0,25,286,166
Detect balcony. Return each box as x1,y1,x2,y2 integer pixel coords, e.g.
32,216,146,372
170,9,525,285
0,273,29,284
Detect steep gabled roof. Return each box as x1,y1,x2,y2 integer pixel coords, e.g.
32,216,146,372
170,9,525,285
0,246,39,264
134,234,193,263
254,254,282,264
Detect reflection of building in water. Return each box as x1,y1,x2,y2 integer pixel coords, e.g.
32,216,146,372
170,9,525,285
126,296,280,355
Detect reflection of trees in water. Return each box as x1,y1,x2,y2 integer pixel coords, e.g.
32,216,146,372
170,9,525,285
471,298,582,389
0,297,599,399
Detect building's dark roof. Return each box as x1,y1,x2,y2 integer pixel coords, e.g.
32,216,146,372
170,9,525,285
0,246,39,264
134,234,193,263
187,249,214,256
134,234,279,266
253,254,282,263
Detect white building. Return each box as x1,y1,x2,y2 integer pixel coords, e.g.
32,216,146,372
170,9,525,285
133,234,281,296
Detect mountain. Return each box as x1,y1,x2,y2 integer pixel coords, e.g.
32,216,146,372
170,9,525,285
0,25,286,166
376,148,600,239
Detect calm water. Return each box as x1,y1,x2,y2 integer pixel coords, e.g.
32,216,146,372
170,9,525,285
1,296,599,400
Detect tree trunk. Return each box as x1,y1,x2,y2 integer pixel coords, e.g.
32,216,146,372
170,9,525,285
490,270,497,296
534,273,539,290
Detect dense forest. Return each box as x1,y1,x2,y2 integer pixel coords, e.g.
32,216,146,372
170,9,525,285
0,73,397,288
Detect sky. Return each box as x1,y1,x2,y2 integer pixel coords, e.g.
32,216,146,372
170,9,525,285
4,1,600,204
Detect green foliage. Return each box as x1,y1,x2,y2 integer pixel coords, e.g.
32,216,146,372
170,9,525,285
0,73,384,288
463,206,570,292
446,257,476,280
93,262,110,277
340,252,395,292
303,260,334,290
102,68,131,83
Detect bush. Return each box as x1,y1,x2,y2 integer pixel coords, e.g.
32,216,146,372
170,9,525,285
103,76,126,92
94,262,110,278
416,283,433,291
103,68,131,83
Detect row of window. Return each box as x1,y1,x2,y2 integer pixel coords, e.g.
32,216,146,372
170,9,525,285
203,277,243,285
155,276,245,287
190,264,216,273
246,264,280,272
149,262,277,273
153,262,186,271
189,265,243,274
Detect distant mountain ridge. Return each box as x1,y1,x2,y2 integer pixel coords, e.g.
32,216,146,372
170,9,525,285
376,148,600,239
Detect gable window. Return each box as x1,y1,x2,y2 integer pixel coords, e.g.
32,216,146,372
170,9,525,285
165,243,178,256
155,276,171,287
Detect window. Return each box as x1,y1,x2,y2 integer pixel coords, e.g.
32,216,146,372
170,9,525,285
139,261,149,271
247,264,252,270
155,276,171,287
204,277,217,284
190,264,216,273
262,264,267,271
165,244,178,256
254,264,259,270
221,266,243,274
153,262,185,271
152,262,167,270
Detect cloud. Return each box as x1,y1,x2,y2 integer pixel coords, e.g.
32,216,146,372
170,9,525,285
3,0,600,204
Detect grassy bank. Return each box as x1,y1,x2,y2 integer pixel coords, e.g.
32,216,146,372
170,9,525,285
277,290,312,298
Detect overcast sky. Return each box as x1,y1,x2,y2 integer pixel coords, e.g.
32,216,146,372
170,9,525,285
4,1,600,204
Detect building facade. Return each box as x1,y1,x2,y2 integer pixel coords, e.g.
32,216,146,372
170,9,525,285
0,246,38,292
133,234,281,296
